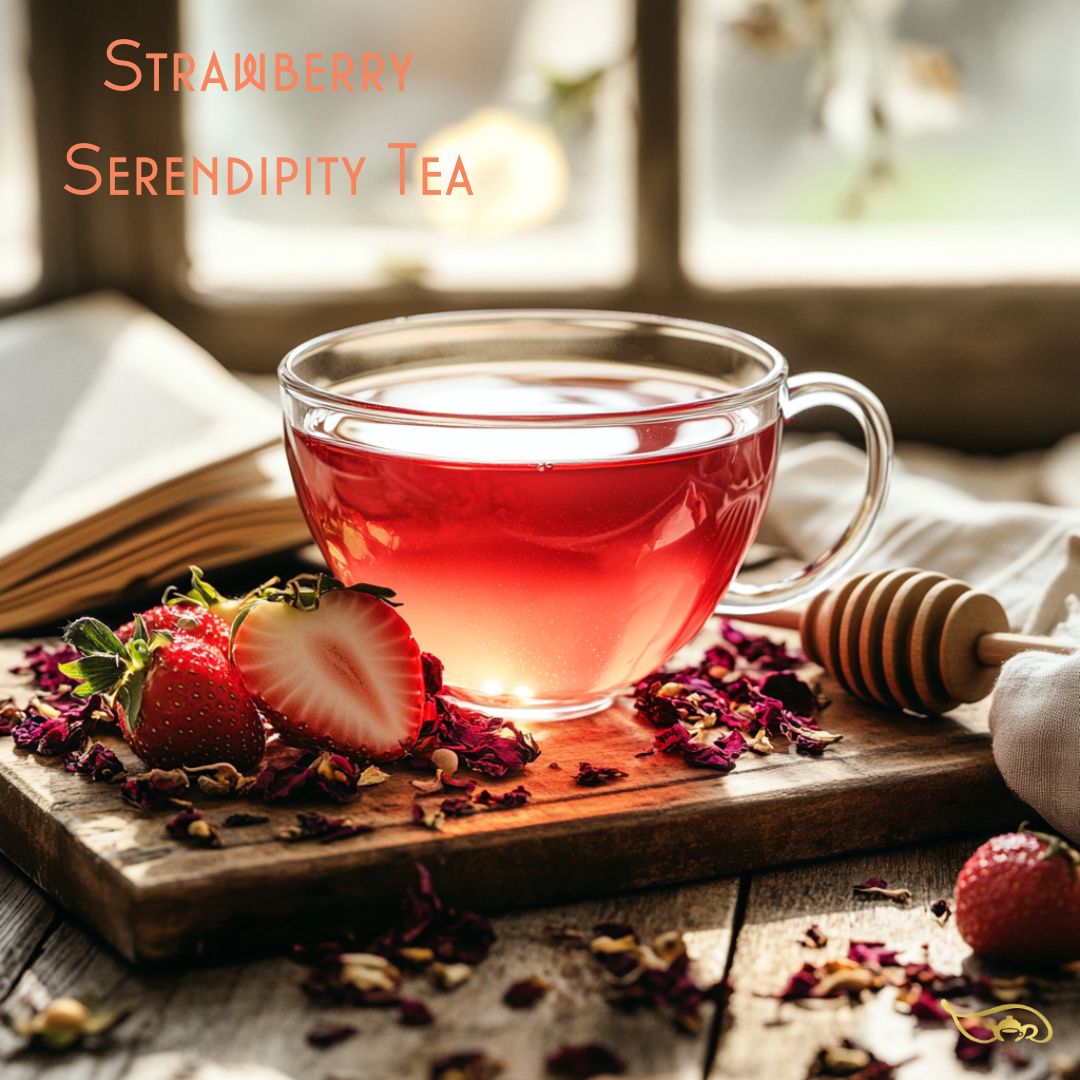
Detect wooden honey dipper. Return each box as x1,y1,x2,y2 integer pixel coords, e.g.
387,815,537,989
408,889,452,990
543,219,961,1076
743,568,1076,715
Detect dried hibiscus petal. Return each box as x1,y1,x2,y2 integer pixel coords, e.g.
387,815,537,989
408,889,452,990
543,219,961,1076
476,784,531,809
503,975,551,1008
12,642,81,695
546,1044,627,1079
278,811,373,844
439,796,476,819
165,808,222,848
419,700,540,778
575,762,628,787
398,997,435,1026
121,768,191,810
853,878,912,903
372,863,495,966
254,747,361,803
65,742,126,782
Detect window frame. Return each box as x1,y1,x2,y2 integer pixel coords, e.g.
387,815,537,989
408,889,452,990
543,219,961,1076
13,0,1080,452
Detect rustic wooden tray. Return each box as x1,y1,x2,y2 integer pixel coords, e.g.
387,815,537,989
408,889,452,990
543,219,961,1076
0,632,1021,965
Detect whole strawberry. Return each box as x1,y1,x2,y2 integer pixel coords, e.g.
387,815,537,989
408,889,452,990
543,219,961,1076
115,605,230,656
954,830,1080,963
61,616,264,771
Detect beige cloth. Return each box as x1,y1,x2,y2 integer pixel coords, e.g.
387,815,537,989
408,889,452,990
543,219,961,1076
764,438,1080,841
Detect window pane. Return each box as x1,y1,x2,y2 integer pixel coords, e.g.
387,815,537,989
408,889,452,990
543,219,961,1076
0,0,40,297
684,0,1080,285
181,0,634,293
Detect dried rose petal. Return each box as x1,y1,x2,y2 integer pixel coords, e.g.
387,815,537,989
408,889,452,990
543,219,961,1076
185,762,256,797
413,803,446,830
0,699,24,735
720,621,803,669
223,812,269,828
121,768,191,810
475,784,531,809
372,863,495,966
439,796,476,819
546,1044,627,1079
305,1020,357,1048
954,1023,995,1064
575,762,628,787
398,997,435,1026
254,747,362,803
430,1052,503,1080
277,811,373,844
64,742,126,782
776,962,822,1001
418,700,540,778
421,652,445,695
165,808,222,848
847,941,902,969
654,725,745,773
799,924,828,948
503,975,550,1008
759,671,818,718
906,987,950,1022
853,879,911,903
807,1039,900,1079
10,697,102,757
12,642,81,695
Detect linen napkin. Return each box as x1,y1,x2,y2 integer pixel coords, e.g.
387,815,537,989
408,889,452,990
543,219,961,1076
763,439,1080,841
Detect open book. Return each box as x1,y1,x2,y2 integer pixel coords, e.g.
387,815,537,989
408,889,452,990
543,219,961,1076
0,292,313,632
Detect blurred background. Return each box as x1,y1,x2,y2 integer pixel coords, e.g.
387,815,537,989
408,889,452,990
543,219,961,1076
1,0,1078,452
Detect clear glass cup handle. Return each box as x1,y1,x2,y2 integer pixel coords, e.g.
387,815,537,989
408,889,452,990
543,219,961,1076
716,372,893,616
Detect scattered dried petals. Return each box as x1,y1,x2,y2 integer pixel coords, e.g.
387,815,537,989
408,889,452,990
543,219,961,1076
575,762,628,787
278,811,374,844
847,941,902,969
546,1043,627,1079
64,742,126,782
372,864,495,966
503,975,551,1008
418,700,541,778
806,1039,900,1079
853,879,912,904
305,1020,357,1048
476,784,531,809
185,761,256,796
439,796,476,819
165,808,222,848
398,997,435,1026
253,747,362,803
121,768,191,810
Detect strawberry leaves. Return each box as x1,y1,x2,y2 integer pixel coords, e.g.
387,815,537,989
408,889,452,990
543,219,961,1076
60,616,171,732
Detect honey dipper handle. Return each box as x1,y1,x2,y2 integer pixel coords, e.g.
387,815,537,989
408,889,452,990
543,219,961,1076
976,632,1076,666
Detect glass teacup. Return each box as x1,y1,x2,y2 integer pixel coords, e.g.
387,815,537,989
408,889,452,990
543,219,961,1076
280,310,891,719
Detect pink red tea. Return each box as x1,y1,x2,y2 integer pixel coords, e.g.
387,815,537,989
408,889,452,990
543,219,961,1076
285,362,778,714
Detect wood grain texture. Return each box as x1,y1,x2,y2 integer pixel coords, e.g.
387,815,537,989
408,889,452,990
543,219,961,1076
0,625,1023,963
0,864,737,1080
710,843,1080,1080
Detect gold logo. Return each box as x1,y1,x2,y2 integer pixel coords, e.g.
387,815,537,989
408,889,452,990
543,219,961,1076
942,1000,1053,1045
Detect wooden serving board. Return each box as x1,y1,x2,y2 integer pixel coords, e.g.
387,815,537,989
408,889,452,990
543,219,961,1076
0,630,1022,965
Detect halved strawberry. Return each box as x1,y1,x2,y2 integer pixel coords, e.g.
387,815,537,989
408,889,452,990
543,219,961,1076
116,604,231,656
230,575,423,760
61,617,265,771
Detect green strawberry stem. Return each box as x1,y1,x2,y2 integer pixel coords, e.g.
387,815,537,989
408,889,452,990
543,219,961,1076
59,615,170,732
227,572,401,656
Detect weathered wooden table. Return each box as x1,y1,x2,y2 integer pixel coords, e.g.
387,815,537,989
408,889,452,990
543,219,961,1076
2,837,1077,1080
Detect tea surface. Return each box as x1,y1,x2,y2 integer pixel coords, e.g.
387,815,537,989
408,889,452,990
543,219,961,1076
286,362,778,710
